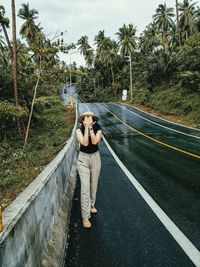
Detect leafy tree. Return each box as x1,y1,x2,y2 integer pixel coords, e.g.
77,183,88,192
95,32,119,97
179,0,197,42
140,23,160,53
153,3,175,51
116,24,137,101
0,29,5,48
195,6,200,31
177,33,200,91
116,23,137,56
18,3,41,45
77,35,93,66
175,0,181,45
0,5,12,54
94,30,106,53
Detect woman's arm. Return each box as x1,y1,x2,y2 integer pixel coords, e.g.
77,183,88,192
76,128,89,146
90,128,102,145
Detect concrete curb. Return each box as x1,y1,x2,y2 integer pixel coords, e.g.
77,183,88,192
0,102,78,267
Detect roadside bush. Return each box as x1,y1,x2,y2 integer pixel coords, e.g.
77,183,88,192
34,96,63,111
147,86,200,119
80,86,113,103
148,87,185,115
0,101,28,140
132,88,151,105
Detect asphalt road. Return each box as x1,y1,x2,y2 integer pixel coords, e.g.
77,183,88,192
64,102,200,267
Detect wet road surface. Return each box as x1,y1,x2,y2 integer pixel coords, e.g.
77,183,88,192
64,102,200,267
118,103,200,137
103,103,200,156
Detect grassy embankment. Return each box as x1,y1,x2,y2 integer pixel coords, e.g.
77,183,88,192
0,98,75,208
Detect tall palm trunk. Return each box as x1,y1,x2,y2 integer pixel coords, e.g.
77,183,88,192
163,32,169,51
11,0,19,106
2,24,12,54
110,65,116,99
175,0,181,46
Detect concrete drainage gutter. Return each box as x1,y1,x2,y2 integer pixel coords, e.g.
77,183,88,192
0,106,78,267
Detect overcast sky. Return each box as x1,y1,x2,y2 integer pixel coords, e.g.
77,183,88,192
3,0,176,65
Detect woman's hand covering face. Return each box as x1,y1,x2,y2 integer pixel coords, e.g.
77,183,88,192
83,115,93,127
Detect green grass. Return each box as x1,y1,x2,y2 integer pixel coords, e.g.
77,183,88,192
0,98,75,208
131,86,200,128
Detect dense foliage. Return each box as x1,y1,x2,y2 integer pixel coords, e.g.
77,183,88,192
0,3,76,206
1,1,200,133
74,0,200,125
0,3,74,143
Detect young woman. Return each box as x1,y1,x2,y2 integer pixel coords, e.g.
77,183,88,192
76,111,102,228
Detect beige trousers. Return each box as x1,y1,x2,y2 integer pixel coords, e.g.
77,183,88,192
77,151,101,219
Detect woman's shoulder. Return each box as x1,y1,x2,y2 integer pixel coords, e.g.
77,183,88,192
94,122,102,131
77,124,84,131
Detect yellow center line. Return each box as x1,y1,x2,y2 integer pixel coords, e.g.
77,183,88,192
107,108,200,160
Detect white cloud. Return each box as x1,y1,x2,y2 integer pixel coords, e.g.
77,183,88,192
2,0,176,65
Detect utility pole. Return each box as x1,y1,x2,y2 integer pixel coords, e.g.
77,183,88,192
125,53,133,102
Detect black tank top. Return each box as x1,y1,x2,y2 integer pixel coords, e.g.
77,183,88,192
79,123,101,154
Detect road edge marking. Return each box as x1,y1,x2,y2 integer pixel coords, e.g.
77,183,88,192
102,135,200,267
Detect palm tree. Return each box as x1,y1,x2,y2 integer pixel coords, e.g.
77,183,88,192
196,6,200,32
0,46,11,68
94,30,106,53
105,40,119,98
175,0,181,45
116,24,137,57
168,23,180,50
18,3,40,45
116,24,137,102
179,0,197,41
77,35,93,66
95,35,118,97
0,5,12,54
93,31,110,84
153,3,175,51
11,0,19,107
77,35,90,52
140,23,160,53
0,30,5,48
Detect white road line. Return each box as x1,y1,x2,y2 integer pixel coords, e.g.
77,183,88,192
78,100,91,112
102,135,200,267
122,103,200,131
111,103,200,140
84,104,91,112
